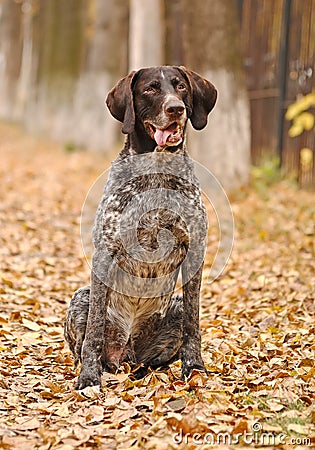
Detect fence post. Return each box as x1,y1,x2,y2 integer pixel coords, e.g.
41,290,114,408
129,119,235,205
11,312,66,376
276,0,292,167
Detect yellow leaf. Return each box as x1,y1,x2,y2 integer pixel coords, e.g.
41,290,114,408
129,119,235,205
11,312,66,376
300,147,313,170
299,111,315,130
285,92,315,120
21,332,41,345
1,277,14,288
55,403,70,418
288,122,303,137
285,97,309,120
121,391,135,402
303,91,315,109
22,318,41,331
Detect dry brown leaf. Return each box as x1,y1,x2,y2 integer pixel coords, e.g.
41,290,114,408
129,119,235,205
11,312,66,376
266,400,285,412
287,423,310,434
15,417,41,431
55,403,70,418
232,419,248,434
22,318,41,331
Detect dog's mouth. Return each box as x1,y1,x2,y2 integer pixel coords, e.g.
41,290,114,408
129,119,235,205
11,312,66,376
146,122,184,147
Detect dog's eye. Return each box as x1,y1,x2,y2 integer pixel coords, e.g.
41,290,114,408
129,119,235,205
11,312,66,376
177,82,187,91
172,77,187,91
144,82,160,94
144,86,157,94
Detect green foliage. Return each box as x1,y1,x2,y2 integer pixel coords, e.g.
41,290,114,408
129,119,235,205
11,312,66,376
285,92,315,137
251,156,282,188
63,141,86,153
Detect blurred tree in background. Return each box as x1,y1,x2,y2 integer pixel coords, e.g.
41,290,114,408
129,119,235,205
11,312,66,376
0,0,129,151
0,0,249,188
180,0,250,189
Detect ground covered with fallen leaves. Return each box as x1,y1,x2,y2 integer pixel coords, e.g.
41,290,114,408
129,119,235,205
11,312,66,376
0,122,314,449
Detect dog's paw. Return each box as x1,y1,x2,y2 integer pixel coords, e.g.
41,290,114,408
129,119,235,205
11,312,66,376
131,365,149,380
75,368,101,390
181,360,208,381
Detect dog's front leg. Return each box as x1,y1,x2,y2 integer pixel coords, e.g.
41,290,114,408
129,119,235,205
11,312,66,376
180,264,207,379
76,255,108,390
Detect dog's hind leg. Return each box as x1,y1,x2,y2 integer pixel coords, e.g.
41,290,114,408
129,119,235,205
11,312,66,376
132,295,183,376
64,285,130,374
64,286,90,369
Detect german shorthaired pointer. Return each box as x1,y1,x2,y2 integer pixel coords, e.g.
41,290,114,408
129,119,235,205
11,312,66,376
64,66,217,389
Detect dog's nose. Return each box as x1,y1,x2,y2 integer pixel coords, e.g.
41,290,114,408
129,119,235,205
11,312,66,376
165,100,185,117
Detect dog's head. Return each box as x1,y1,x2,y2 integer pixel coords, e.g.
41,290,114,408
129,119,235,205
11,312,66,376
106,66,217,149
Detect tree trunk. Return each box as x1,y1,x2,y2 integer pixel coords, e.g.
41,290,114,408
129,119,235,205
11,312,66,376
129,0,164,70
0,0,129,152
180,0,250,189
15,0,35,119
64,0,129,151
0,1,23,118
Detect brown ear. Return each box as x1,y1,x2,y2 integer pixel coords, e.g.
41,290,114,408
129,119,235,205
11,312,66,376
179,66,217,130
106,71,138,134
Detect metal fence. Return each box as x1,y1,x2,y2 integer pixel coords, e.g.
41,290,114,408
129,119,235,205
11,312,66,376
240,0,315,187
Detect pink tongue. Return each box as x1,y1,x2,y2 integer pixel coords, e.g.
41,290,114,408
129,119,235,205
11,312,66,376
154,128,173,146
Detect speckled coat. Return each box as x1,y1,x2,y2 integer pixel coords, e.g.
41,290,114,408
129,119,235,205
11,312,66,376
64,66,217,389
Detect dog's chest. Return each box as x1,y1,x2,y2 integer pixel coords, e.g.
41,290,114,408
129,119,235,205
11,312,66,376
107,291,172,338
92,153,206,326
99,170,198,266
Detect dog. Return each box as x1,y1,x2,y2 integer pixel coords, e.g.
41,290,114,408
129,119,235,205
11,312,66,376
64,66,217,389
